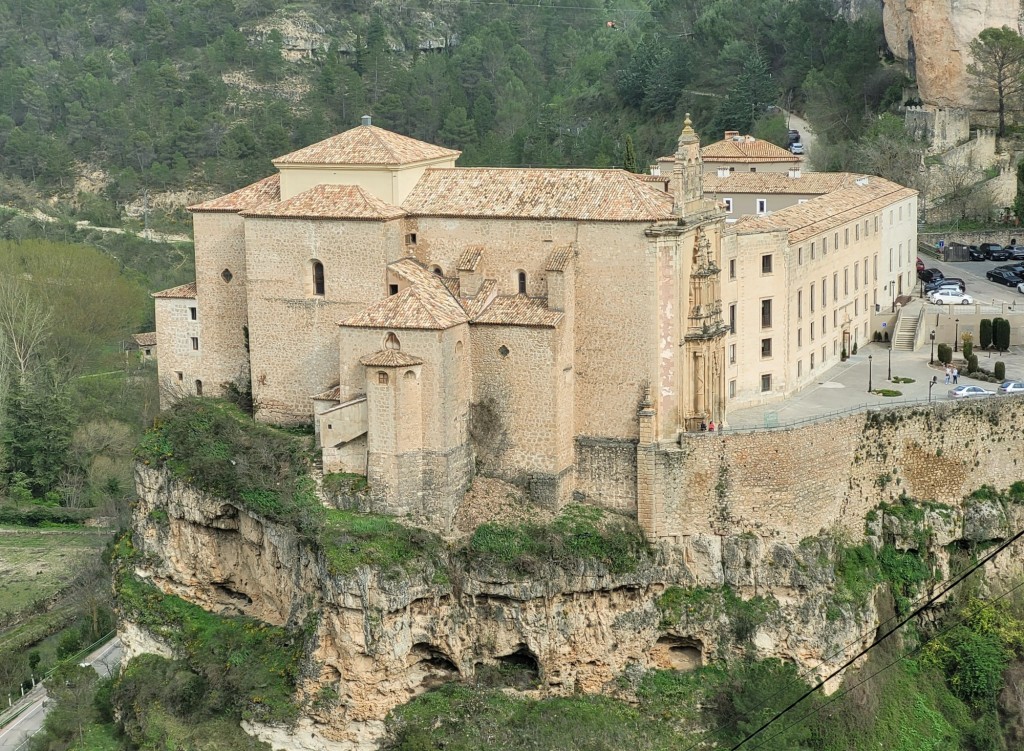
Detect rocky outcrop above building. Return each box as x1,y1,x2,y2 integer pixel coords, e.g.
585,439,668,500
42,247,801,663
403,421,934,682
124,465,909,751
883,0,1020,108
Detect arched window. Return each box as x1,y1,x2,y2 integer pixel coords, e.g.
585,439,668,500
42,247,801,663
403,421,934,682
517,271,527,295
404,370,417,381
430,265,444,277
384,332,401,350
195,379,203,396
312,261,325,296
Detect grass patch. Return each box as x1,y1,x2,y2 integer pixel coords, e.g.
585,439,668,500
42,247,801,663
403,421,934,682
322,471,369,496
319,509,443,576
655,585,775,642
872,389,903,397
891,377,915,384
466,504,649,575
113,538,303,724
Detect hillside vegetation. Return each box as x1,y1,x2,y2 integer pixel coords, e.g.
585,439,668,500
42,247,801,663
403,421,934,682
0,0,902,222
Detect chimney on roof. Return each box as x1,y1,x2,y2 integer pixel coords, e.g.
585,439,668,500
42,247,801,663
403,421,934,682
788,168,801,179
745,135,755,143
724,130,740,140
361,115,372,126
717,167,730,178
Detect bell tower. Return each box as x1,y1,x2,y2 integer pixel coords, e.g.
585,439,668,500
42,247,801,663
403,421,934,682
671,113,704,217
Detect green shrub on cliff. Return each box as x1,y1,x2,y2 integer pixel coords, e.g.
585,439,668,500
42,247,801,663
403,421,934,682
320,509,444,577
467,504,649,575
135,398,325,536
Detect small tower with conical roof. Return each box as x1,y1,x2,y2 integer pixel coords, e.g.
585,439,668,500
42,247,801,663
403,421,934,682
671,114,704,217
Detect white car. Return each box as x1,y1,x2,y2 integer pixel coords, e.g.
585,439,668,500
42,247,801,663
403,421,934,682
999,381,1024,395
928,288,974,305
789,142,805,155
1017,281,1024,294
948,385,995,399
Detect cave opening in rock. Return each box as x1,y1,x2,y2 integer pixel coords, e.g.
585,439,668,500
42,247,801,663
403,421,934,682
652,636,703,672
410,643,459,690
474,645,541,689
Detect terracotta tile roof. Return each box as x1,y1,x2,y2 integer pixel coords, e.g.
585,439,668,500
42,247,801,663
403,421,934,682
402,168,677,222
473,295,562,327
546,244,575,271
701,136,801,164
189,175,281,213
734,178,918,244
441,276,460,297
457,246,483,271
463,279,497,318
359,350,425,367
273,124,460,166
342,259,468,330
240,184,405,221
312,385,342,401
703,172,862,195
132,332,157,347
152,282,197,299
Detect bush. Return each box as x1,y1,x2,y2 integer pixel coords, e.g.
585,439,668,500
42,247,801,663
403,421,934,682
852,342,858,355
937,343,952,365
962,340,973,360
995,361,1006,380
969,354,979,373
980,319,993,349
994,318,1011,352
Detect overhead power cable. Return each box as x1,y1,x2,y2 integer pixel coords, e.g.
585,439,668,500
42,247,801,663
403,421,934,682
726,524,1024,750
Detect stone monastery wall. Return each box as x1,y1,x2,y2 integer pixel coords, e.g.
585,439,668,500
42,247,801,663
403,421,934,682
640,398,1024,543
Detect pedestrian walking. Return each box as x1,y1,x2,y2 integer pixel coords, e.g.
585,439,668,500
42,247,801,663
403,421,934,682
953,367,959,384
708,420,716,432
944,366,951,385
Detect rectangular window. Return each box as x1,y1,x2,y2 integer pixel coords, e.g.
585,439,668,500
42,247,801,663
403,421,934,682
810,322,815,341
811,241,816,259
854,262,860,290
797,328,802,347
797,290,803,319
378,372,389,384
834,232,839,249
761,298,772,328
821,277,827,307
389,284,399,295
406,233,417,245
810,283,815,313
822,237,827,254
761,338,772,358
729,344,736,364
822,345,826,363
855,224,859,241
833,310,838,327
189,307,197,321
729,379,736,398
761,374,772,392
175,371,183,382
873,254,877,281
729,304,736,334
797,360,803,378
833,273,838,300
190,337,199,351
844,269,849,296
810,353,815,370
756,198,768,214
729,259,736,279
864,257,869,285
855,299,859,315
798,247,803,265
875,216,879,232
762,254,773,274
724,197,734,214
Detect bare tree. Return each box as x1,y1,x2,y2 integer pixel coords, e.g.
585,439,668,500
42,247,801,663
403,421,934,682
0,276,51,380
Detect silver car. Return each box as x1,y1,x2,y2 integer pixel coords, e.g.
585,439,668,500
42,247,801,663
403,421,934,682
948,385,995,398
999,381,1024,395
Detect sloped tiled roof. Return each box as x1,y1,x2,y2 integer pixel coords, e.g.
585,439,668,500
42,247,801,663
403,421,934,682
703,172,862,195
462,279,497,319
189,175,281,213
241,184,406,221
546,244,575,272
701,137,801,164
359,350,425,367
132,332,157,347
312,385,342,401
735,178,918,244
274,124,460,166
473,295,563,327
441,276,460,297
457,246,483,272
342,260,469,330
402,168,677,222
152,282,197,299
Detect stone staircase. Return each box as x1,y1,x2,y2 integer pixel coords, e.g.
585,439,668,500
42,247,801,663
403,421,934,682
892,304,922,351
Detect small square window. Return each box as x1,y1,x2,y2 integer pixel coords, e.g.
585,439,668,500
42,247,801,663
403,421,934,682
406,233,417,245
378,372,389,385
756,198,767,214
191,337,199,350
724,198,734,214
761,254,773,274
175,371,183,382
761,374,772,392
761,338,772,358
389,284,399,296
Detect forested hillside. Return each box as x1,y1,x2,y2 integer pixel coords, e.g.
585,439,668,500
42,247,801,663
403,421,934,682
0,0,903,217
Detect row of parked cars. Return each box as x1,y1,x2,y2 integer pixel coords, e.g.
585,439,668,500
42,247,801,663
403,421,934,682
917,259,1024,297
949,382,1024,399
967,242,1024,261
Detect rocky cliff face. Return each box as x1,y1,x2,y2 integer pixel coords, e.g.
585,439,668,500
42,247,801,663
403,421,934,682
124,465,902,751
883,0,1021,108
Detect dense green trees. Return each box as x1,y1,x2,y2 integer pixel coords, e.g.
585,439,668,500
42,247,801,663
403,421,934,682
967,26,1024,137
0,0,907,206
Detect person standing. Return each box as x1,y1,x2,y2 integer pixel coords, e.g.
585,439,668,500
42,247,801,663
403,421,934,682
953,367,959,384
945,366,952,385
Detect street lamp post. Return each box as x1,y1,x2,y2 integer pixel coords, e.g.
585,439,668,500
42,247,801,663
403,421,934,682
929,329,936,364
929,375,938,403
868,354,873,393
887,342,892,381
954,318,960,352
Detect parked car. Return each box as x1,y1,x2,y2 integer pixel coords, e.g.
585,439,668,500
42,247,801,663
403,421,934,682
968,245,985,260
980,243,1010,260
788,129,800,145
999,381,1024,394
789,142,804,155
1003,262,1024,275
918,268,944,283
948,385,996,399
928,288,974,305
1018,280,1024,294
1008,244,1024,260
916,257,925,272
924,277,965,293
987,268,1023,286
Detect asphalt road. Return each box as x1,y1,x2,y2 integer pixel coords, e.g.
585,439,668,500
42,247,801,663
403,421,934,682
917,255,1024,308
0,638,122,751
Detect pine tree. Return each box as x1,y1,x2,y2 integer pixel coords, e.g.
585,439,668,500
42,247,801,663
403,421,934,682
622,135,639,173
